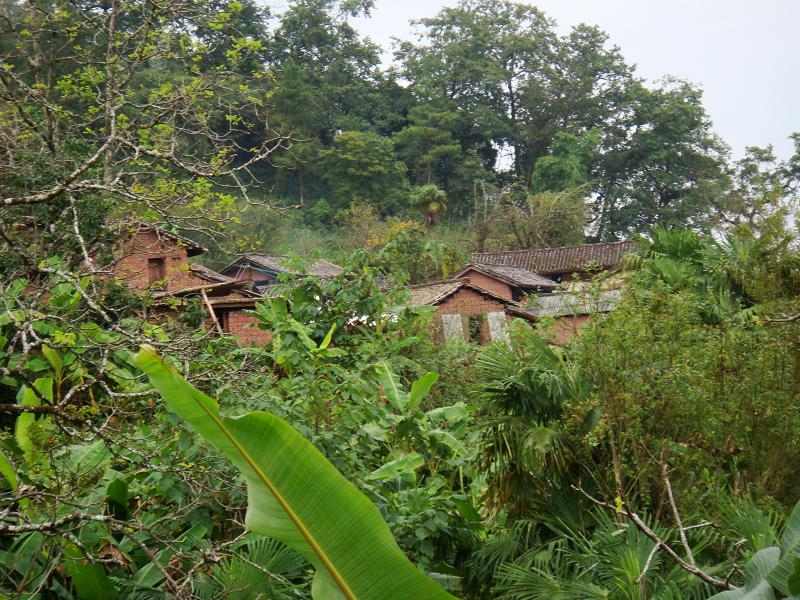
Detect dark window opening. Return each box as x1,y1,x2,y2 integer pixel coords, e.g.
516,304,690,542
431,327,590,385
148,257,166,286
467,314,485,344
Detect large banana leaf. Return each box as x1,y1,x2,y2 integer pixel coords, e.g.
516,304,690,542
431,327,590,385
135,345,454,600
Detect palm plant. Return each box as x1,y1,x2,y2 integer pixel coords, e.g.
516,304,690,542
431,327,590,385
195,536,310,599
633,228,772,324
493,509,716,600
474,327,590,518
410,184,448,228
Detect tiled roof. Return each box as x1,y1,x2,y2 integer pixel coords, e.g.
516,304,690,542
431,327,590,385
452,263,558,288
154,279,250,298
222,254,343,279
374,275,392,291
408,278,519,307
472,241,636,275
306,259,344,278
523,289,622,318
189,263,231,283
409,280,466,306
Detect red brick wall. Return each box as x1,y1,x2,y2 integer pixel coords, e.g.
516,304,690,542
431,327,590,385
437,287,507,316
111,231,204,292
460,269,513,300
436,287,509,344
223,309,272,346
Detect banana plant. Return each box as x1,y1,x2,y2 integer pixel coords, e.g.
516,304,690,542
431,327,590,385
135,345,454,600
710,499,800,599
370,360,471,481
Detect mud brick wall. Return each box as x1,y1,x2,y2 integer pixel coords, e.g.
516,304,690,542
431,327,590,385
436,287,507,316
223,309,272,346
111,230,203,292
549,314,590,344
459,269,513,300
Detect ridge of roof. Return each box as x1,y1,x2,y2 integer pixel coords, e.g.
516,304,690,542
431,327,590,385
409,278,522,307
111,220,208,256
189,262,231,283
452,263,558,288
522,288,622,318
153,279,249,298
472,240,636,274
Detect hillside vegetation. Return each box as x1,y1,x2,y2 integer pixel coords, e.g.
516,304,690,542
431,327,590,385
1,1,799,598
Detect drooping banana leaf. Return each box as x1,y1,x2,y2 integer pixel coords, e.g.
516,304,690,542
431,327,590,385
135,345,454,600
16,377,52,459
0,449,16,490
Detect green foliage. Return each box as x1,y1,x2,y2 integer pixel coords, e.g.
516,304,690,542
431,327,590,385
196,535,309,599
320,131,410,214
475,325,591,517
492,186,589,249
136,345,455,599
592,80,728,239
709,500,800,598
2,0,800,595
531,130,599,194
374,221,467,283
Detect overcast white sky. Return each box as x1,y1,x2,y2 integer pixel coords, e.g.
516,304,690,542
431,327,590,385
350,0,799,160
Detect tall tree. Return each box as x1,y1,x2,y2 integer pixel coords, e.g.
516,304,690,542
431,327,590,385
266,0,409,203
397,1,632,184
392,103,490,216
712,136,800,238
591,79,728,240
319,131,409,214
0,0,290,256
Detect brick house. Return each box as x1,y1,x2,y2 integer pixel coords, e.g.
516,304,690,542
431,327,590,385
419,241,635,344
408,279,534,345
105,224,270,345
525,289,622,344
109,225,209,292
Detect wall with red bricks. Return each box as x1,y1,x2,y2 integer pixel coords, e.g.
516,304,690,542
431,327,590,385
435,287,509,344
224,309,272,346
111,230,205,292
460,270,513,300
437,287,507,316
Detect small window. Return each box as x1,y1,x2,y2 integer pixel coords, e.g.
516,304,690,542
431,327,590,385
148,257,166,285
467,314,485,344
218,310,230,333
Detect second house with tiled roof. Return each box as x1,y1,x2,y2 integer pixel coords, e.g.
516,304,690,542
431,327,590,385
220,254,344,293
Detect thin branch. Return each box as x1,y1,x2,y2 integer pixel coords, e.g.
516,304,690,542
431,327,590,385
662,460,695,566
572,485,733,590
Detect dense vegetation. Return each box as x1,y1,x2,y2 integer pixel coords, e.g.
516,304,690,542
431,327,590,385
1,0,799,598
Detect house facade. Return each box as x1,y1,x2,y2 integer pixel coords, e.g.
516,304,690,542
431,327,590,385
450,263,557,302
525,289,622,344
109,226,208,292
408,279,534,345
